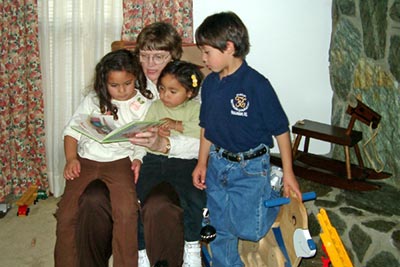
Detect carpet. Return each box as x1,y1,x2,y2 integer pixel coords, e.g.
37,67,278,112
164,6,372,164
0,197,58,267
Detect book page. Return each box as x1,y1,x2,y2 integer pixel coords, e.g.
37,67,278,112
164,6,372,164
72,114,161,143
104,120,162,142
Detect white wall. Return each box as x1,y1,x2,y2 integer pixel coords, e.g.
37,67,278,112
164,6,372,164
193,0,333,154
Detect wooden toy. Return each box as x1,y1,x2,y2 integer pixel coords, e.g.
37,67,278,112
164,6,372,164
238,192,316,267
285,98,391,191
16,185,38,216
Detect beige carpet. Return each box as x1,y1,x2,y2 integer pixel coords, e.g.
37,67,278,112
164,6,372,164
0,196,58,267
0,196,117,267
0,196,320,267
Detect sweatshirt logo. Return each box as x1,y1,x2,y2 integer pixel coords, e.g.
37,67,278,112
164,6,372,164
230,93,249,117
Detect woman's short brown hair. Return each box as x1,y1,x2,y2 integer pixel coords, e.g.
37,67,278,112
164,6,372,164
135,22,183,60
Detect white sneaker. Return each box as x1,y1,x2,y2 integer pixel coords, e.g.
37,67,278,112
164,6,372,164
183,241,202,267
138,249,150,267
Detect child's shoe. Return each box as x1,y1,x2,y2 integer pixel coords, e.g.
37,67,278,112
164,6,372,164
138,249,150,267
183,241,202,267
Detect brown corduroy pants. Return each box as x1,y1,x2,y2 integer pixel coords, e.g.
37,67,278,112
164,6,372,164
54,157,138,267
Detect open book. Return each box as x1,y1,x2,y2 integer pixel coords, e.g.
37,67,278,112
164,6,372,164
72,114,162,143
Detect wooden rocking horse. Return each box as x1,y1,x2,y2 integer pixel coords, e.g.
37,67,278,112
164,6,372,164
271,97,391,191
202,192,317,267
239,192,316,267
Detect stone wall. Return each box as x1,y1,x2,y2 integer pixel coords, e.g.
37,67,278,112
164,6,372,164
300,179,400,267
330,0,400,188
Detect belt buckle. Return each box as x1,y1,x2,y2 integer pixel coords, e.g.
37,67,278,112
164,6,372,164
236,155,241,161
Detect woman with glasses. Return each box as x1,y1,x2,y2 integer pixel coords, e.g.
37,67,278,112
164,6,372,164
75,22,202,267
134,22,204,267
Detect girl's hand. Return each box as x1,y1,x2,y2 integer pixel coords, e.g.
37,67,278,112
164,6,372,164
158,127,171,137
64,158,81,180
160,118,176,130
131,159,142,184
160,118,183,133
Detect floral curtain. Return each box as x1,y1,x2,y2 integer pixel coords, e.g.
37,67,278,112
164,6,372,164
121,0,193,43
0,0,48,201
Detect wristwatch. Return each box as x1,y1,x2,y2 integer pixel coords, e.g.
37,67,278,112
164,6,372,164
164,138,171,154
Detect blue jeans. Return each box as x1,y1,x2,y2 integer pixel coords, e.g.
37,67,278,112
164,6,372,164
206,145,280,267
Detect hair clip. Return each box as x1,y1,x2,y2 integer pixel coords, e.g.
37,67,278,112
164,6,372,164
191,74,198,88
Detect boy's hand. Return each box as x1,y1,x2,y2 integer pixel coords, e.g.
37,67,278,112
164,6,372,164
192,163,207,190
131,159,142,184
64,158,81,180
275,132,302,201
282,171,302,202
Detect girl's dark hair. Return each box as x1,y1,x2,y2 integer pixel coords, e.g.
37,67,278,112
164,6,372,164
135,22,183,60
94,49,148,120
195,11,250,58
157,60,204,99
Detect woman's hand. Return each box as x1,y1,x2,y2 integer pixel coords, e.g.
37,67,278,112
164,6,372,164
129,127,168,153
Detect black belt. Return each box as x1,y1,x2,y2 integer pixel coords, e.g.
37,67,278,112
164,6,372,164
215,146,268,162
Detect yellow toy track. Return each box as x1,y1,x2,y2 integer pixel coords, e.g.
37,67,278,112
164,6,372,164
317,208,353,267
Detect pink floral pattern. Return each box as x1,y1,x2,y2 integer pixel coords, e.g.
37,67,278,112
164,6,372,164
121,0,193,43
0,0,48,201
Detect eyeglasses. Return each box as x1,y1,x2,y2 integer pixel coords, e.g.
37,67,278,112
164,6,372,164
139,52,171,65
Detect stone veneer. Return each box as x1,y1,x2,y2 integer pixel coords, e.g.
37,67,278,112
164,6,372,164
297,177,400,267
329,0,400,189
296,1,400,266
